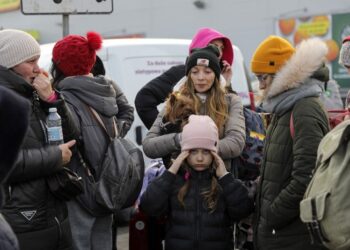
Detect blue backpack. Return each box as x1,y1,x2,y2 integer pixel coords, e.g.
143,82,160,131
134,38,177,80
226,84,266,249
224,86,266,180
231,107,266,181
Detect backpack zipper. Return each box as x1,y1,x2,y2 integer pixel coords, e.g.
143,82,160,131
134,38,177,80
54,216,62,247
8,185,12,200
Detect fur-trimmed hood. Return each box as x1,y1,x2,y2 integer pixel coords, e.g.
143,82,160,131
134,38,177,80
263,38,328,100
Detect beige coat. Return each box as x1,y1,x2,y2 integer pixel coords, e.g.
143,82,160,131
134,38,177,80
142,93,246,169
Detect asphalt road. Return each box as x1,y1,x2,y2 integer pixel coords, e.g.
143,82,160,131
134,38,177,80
117,226,129,250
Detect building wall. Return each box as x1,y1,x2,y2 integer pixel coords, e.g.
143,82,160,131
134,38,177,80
1,0,350,74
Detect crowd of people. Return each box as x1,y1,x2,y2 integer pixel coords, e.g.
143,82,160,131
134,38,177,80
0,26,349,250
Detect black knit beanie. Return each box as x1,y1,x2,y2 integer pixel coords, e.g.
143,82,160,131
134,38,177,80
185,45,221,79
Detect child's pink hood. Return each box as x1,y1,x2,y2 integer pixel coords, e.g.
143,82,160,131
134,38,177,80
189,27,234,66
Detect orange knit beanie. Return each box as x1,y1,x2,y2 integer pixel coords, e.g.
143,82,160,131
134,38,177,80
251,35,295,74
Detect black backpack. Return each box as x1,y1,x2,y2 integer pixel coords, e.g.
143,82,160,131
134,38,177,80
76,107,144,215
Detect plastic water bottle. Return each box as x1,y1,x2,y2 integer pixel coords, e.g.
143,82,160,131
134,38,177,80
47,107,64,145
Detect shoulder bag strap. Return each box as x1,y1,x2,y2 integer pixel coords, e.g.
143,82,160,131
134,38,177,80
89,106,119,138
290,111,295,139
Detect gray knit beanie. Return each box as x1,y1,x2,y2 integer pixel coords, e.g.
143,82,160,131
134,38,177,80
0,29,41,69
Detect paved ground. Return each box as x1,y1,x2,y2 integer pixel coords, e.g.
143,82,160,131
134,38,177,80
117,226,129,250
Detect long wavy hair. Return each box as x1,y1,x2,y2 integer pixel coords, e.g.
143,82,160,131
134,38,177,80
177,163,220,213
50,61,66,86
179,76,228,135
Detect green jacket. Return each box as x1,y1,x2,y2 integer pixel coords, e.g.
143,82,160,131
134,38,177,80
254,38,330,250
255,97,329,249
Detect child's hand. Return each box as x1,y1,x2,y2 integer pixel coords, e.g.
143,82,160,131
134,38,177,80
212,152,228,178
168,151,189,175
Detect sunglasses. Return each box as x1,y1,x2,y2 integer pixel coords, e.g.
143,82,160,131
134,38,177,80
255,74,272,82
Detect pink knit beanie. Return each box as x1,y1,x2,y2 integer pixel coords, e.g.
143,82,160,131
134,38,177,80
181,115,218,153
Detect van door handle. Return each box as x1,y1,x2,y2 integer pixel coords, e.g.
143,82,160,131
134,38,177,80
135,126,143,145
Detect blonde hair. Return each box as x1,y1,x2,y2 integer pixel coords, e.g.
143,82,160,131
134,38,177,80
179,77,228,135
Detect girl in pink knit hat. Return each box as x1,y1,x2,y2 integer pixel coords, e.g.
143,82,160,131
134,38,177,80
140,115,253,250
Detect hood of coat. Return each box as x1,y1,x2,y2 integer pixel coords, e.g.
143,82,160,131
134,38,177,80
189,27,234,66
262,38,329,100
57,75,118,117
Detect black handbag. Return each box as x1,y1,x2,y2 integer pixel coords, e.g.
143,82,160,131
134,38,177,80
47,167,84,201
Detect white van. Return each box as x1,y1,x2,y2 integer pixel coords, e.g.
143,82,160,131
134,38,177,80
39,38,253,164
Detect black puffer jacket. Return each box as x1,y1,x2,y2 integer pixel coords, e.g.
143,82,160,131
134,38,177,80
140,169,254,250
135,65,184,129
0,66,78,250
108,77,135,137
0,85,30,250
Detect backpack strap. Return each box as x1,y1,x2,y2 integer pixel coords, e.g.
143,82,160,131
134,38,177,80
89,106,119,139
306,198,330,245
290,111,295,139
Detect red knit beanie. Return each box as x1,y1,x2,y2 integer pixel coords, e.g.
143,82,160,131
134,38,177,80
52,31,102,76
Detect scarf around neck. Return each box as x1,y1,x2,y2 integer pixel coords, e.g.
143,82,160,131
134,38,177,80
262,79,322,115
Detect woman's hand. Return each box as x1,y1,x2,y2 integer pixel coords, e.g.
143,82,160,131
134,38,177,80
212,151,228,178
168,151,189,175
221,60,232,84
58,140,76,165
32,72,54,101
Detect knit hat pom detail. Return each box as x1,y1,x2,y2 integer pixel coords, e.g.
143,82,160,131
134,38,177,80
52,31,103,76
86,31,102,51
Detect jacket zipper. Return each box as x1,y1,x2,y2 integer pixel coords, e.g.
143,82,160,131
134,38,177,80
253,116,278,245
54,216,62,247
8,185,12,200
39,120,49,144
32,94,49,144
194,174,202,249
